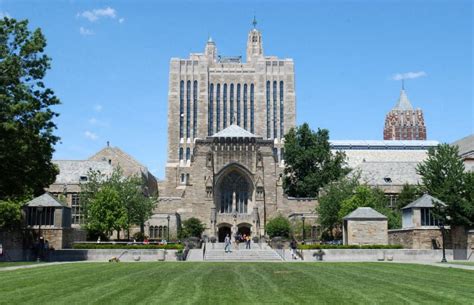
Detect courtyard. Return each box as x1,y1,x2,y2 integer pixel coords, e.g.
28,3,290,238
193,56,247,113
0,262,472,304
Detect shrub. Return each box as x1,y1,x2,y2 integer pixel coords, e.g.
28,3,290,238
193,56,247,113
72,243,184,250
180,217,206,238
132,232,147,241
266,215,291,238
297,244,403,250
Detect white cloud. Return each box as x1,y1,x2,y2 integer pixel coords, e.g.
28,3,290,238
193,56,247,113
392,71,427,81
84,131,98,140
79,26,94,36
88,117,109,127
119,18,125,24
0,11,11,19
94,104,103,112
77,7,117,22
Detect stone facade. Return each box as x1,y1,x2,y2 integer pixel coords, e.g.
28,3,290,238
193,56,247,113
388,228,449,249
344,220,388,245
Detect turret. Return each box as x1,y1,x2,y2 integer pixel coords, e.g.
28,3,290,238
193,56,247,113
205,36,217,62
246,17,263,62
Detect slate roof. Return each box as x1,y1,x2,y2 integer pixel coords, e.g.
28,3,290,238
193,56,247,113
393,89,414,110
343,207,387,220
452,134,474,158
211,124,258,138
352,161,421,186
402,194,446,210
25,193,67,208
53,160,114,184
330,140,439,149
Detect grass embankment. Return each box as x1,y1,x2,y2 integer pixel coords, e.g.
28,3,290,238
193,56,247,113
0,262,472,304
0,262,40,268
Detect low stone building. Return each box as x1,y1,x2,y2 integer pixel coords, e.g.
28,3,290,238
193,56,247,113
343,207,388,245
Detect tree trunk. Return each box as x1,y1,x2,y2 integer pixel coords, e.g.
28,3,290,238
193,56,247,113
140,222,144,234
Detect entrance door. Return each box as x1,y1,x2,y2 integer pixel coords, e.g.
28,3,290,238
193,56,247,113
238,226,251,237
218,226,232,242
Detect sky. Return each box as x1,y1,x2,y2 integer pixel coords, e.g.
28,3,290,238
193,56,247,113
1,0,472,179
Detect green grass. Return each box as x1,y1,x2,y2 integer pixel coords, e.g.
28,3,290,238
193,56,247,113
0,262,40,268
0,262,472,304
449,261,474,266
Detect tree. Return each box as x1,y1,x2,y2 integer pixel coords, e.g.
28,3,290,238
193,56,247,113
317,174,360,239
417,144,473,226
266,215,291,238
396,183,422,210
180,217,205,238
0,18,60,199
0,200,23,230
338,185,400,229
283,123,348,197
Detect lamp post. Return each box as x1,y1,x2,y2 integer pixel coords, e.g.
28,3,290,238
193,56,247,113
167,215,170,242
301,215,306,245
439,215,451,263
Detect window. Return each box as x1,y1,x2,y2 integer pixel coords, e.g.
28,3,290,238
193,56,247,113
223,84,227,128
236,84,241,125
280,148,285,161
179,147,183,160
193,80,198,137
186,81,191,138
186,173,190,185
180,174,186,184
266,81,270,138
421,208,440,226
280,81,284,137
27,207,55,226
243,84,248,130
71,193,82,224
273,81,277,138
250,84,255,133
216,84,221,132
208,84,214,136
179,80,184,138
186,147,191,160
230,84,234,124
79,176,88,182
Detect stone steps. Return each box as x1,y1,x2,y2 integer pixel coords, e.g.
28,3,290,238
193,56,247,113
204,248,282,262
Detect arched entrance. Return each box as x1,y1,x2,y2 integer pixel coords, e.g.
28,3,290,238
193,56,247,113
217,224,232,242
215,166,253,214
237,224,251,237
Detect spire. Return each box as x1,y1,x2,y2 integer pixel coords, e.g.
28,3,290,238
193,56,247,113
393,88,414,110
252,16,257,29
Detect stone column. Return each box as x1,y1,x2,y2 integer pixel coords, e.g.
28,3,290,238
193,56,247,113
232,191,236,212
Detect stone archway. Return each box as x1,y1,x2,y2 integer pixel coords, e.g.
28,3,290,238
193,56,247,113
217,224,232,242
215,165,254,215
237,223,252,237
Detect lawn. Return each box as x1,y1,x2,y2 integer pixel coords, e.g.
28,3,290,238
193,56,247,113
449,261,474,266
0,262,472,305
0,261,40,268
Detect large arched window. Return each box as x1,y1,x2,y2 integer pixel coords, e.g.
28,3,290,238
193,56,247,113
223,84,227,128
230,83,234,124
273,81,277,138
237,84,241,126
216,84,221,132
218,171,250,214
266,81,270,138
179,81,184,138
243,84,247,130
149,226,155,239
186,80,191,138
208,83,214,136
193,80,198,138
250,84,255,134
179,147,183,160
186,147,191,160
280,81,284,138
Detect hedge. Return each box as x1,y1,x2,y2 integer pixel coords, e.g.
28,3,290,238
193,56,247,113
297,244,403,250
72,243,184,250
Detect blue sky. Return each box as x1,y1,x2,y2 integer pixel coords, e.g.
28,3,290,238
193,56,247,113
1,0,472,178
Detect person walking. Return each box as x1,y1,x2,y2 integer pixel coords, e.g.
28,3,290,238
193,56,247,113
234,233,240,250
246,235,251,249
290,239,298,260
224,234,232,253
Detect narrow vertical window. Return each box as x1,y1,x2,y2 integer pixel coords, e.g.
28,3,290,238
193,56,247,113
280,148,285,161
273,81,277,138
186,80,191,138
280,81,284,138
179,80,184,138
223,84,227,128
216,84,221,132
179,147,183,160
230,84,234,124
208,83,214,136
193,80,198,138
266,81,271,138
243,84,248,130
250,84,255,134
237,84,241,126
186,147,191,160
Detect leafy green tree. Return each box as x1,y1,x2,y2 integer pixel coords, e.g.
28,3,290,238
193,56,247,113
180,217,205,238
283,123,348,197
0,18,60,199
266,215,291,238
317,174,360,239
396,183,422,210
0,200,23,230
417,144,473,226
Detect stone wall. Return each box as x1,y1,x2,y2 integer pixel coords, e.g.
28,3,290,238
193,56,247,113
300,249,453,262
345,220,388,245
388,228,452,249
50,249,180,262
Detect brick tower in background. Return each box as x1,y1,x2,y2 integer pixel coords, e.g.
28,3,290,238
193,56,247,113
383,86,427,140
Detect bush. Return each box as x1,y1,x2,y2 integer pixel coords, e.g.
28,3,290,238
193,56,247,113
266,215,291,238
297,244,403,250
132,232,147,241
72,243,184,250
180,217,206,238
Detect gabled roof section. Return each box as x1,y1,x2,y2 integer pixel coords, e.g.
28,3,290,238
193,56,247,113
393,89,414,111
25,193,67,208
402,194,446,210
452,134,474,158
211,124,258,138
343,207,387,220
53,160,113,184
